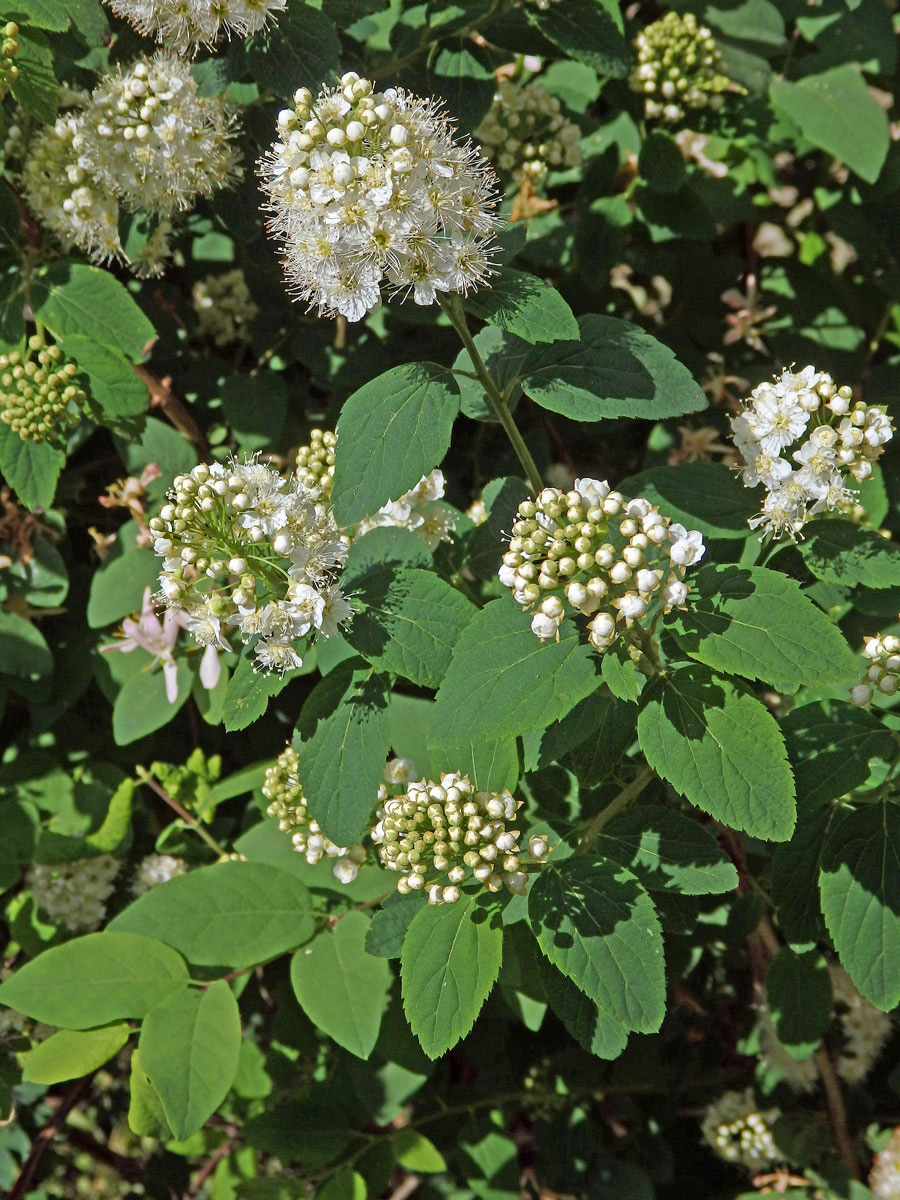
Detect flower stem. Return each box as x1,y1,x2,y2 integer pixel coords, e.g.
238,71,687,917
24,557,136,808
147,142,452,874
441,294,543,495
577,765,655,851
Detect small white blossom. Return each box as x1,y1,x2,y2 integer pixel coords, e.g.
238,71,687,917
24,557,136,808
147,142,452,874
132,853,188,896
871,1128,900,1200
26,855,120,932
700,1088,780,1171
104,0,285,54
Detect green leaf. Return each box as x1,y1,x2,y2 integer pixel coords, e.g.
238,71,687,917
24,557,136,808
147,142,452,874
782,701,894,809
59,335,149,428
128,1049,171,1139
10,29,57,122
32,263,155,360
0,932,189,1028
525,0,629,76
465,269,579,345
365,890,426,959
291,911,391,1059
342,527,432,586
540,958,629,1059
772,804,838,948
819,800,900,1011
221,375,287,452
636,664,796,841
431,598,599,745
346,567,476,688
22,1023,131,1084
619,462,758,539
0,424,65,512
454,326,532,422
112,659,191,745
10,0,69,29
109,861,316,970
596,806,738,895
139,980,241,1142
427,733,519,792
520,314,707,422
766,948,832,1059
671,564,858,689
245,2,341,99
331,363,460,526
0,610,53,680
401,890,503,1058
87,549,160,628
316,1169,367,1200
799,521,900,590
223,654,292,732
392,1129,447,1173
770,66,889,184
638,130,686,193
430,42,495,129
528,859,664,1034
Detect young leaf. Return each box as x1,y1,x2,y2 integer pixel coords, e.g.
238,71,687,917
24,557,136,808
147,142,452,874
365,890,427,959
392,1128,447,1172
540,957,629,1060
223,654,292,733
31,262,155,359
671,564,858,689
109,862,316,970
401,891,503,1058
22,1024,131,1085
431,598,599,745
331,363,460,526
139,980,241,1142
291,911,392,1059
0,425,65,513
819,800,900,1011
346,567,476,688
799,520,900,589
528,858,665,1034
0,932,189,1028
766,948,832,1060
595,806,738,895
637,664,796,842
464,269,579,344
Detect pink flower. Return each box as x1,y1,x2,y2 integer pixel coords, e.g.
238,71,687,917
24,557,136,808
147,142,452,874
101,587,186,703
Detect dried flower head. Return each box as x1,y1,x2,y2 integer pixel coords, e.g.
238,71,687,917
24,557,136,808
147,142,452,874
260,72,500,321
476,80,581,186
103,0,285,56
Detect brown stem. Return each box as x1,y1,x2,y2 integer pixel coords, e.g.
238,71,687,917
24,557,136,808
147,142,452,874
139,774,229,859
8,1077,92,1200
66,1128,144,1183
134,365,209,458
815,1046,862,1180
185,1136,234,1197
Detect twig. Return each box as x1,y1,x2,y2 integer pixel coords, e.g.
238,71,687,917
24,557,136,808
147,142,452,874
577,766,655,849
8,1077,91,1200
185,1135,235,1197
134,365,209,458
66,1128,144,1183
386,1175,421,1200
815,1045,862,1180
138,772,229,859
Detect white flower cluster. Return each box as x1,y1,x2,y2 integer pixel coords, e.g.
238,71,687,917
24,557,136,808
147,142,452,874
500,478,705,652
148,456,351,676
871,1129,900,1200
700,1088,780,1171
132,853,188,896
373,771,548,904
476,80,581,185
730,366,894,539
260,72,500,321
76,51,238,216
103,0,285,55
850,630,900,707
26,855,120,932
630,11,733,124
192,269,259,346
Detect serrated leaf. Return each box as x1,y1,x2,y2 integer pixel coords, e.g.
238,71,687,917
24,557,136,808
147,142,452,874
525,0,629,76
245,2,340,98
636,664,796,841
0,424,65,512
109,861,316,970
431,598,599,745
31,263,155,360
766,948,832,1059
465,269,579,344
291,911,391,1059
619,462,758,539
520,314,706,422
770,66,889,184
671,564,858,689
528,858,665,1033
772,803,838,948
819,800,900,1011
0,610,53,680
342,527,432,586
332,363,459,526
22,1023,131,1084
347,567,475,687
0,932,189,1028
139,980,241,1141
223,654,292,732
296,667,391,847
365,890,426,958
799,521,900,589
10,0,69,29
58,335,149,428
596,806,738,895
540,957,629,1059
401,890,503,1058
782,701,894,809
427,733,519,792
430,42,495,129
10,29,57,122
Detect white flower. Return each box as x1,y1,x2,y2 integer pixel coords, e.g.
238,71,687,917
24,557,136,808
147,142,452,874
132,853,188,896
104,0,286,54
700,1088,780,1171
27,855,120,931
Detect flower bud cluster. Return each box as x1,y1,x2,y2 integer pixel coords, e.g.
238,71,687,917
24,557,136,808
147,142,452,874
0,336,87,446
192,269,259,346
76,51,238,216
730,366,894,539
500,477,705,652
476,80,581,186
850,630,900,707
871,1128,900,1200
372,772,548,903
104,0,285,55
630,12,733,124
26,855,120,932
700,1089,780,1171
260,72,500,321
296,428,337,497
148,456,351,676
132,853,188,896
0,23,19,99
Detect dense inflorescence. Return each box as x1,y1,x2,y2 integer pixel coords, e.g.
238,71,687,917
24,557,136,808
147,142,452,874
103,0,286,55
0,336,87,446
26,856,121,932
500,477,705,652
260,72,500,320
850,628,900,706
630,11,734,124
192,269,259,346
731,366,894,539
149,457,351,675
700,1088,780,1171
132,853,188,895
296,428,337,496
476,80,581,186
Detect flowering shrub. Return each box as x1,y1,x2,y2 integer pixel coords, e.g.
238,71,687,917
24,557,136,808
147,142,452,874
1,1,900,1198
